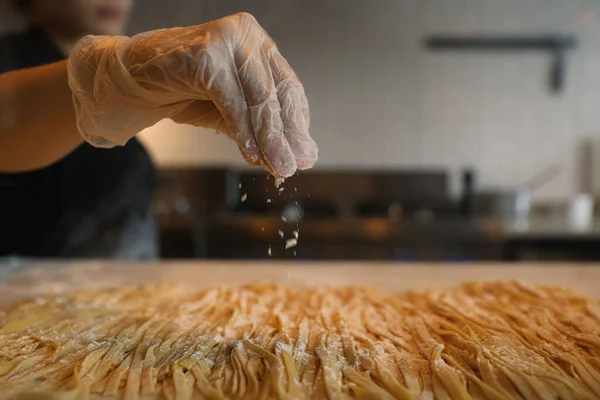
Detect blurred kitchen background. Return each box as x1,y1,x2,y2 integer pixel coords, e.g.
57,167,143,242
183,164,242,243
3,0,600,261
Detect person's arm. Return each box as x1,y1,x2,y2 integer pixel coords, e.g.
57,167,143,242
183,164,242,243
0,13,317,177
0,60,82,172
68,13,317,179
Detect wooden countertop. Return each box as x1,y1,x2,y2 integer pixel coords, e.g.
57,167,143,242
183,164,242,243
0,260,598,305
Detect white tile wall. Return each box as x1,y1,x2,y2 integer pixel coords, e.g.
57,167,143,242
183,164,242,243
3,0,600,200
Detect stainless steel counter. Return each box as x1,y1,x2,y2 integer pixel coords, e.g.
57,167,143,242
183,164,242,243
504,217,600,238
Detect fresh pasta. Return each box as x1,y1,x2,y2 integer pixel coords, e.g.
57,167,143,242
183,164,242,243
0,281,599,399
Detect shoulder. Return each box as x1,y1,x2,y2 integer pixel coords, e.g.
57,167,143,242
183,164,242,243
0,29,28,54
0,29,32,72
0,27,27,41
0,27,63,73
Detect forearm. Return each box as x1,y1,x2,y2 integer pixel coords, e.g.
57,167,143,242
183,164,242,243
0,60,82,172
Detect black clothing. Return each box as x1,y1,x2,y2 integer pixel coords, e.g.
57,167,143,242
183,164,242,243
0,27,157,259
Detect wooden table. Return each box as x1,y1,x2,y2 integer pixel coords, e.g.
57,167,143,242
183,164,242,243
0,260,598,305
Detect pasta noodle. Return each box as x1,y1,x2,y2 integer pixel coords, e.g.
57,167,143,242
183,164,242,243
0,281,599,399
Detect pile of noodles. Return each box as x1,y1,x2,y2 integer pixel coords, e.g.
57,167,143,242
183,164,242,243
0,281,599,399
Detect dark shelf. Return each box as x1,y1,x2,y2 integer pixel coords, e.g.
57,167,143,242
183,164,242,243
424,34,578,93
425,35,577,51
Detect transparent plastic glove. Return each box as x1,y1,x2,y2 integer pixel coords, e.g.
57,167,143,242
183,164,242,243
67,12,318,179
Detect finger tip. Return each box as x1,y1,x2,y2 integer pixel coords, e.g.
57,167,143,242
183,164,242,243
296,158,317,170
263,137,297,177
295,147,318,170
271,160,297,178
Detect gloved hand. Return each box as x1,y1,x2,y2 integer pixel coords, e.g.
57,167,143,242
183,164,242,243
67,12,317,179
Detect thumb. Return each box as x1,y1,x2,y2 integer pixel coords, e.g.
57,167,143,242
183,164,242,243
169,100,265,168
169,100,230,134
